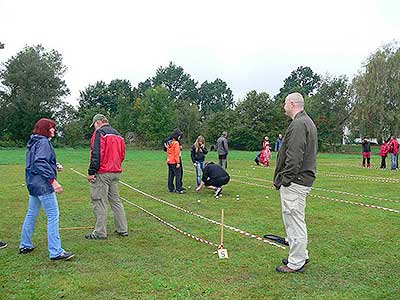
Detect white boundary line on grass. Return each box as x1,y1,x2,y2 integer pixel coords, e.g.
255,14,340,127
228,178,400,214
70,168,286,250
70,169,218,248
230,174,400,204
317,171,400,183
120,196,219,248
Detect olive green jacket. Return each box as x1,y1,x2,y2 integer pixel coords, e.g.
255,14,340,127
273,110,317,189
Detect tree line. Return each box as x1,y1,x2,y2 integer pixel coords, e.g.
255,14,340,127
0,42,399,150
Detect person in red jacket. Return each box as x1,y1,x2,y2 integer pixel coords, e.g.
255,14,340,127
86,114,128,240
380,140,389,169
388,135,399,170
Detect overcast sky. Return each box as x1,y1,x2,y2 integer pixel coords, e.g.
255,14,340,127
1,0,399,106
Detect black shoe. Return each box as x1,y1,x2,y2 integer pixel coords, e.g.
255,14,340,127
214,187,222,197
85,232,106,240
0,241,8,249
115,230,128,237
175,190,185,194
282,257,310,266
169,189,176,192
19,247,35,254
50,251,75,261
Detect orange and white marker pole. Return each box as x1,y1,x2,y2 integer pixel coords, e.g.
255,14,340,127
217,209,228,258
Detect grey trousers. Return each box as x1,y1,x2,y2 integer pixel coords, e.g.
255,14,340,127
280,182,311,270
219,159,227,170
90,173,128,237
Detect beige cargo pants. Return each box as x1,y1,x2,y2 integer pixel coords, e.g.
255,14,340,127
280,182,311,270
90,173,128,238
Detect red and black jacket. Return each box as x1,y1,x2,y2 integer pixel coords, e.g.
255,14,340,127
88,125,126,175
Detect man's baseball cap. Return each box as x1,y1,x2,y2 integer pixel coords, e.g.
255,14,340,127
90,114,106,127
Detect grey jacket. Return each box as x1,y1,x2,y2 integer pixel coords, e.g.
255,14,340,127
217,136,229,155
273,110,317,189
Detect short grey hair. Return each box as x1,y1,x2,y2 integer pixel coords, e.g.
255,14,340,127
286,92,305,108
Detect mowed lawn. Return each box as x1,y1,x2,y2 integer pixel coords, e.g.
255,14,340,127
0,148,399,300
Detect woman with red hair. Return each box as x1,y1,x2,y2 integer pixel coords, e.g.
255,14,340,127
19,118,74,261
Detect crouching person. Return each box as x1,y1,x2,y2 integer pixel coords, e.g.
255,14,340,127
195,162,230,197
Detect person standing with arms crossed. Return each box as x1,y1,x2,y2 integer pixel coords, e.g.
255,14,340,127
273,93,317,273
86,114,129,239
191,135,208,188
217,131,229,169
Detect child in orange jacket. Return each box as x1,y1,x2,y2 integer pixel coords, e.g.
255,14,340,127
165,131,184,193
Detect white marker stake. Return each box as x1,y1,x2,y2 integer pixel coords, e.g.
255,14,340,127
217,209,229,259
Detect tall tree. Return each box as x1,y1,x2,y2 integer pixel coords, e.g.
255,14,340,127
308,75,352,149
76,79,136,138
276,66,321,100
198,78,234,119
233,91,283,150
135,86,177,146
138,62,198,103
0,45,69,141
174,100,201,145
78,81,114,113
351,42,400,140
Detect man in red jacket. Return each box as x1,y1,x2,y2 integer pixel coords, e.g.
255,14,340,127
86,114,128,239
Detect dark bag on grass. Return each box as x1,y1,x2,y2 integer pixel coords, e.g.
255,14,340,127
263,234,289,246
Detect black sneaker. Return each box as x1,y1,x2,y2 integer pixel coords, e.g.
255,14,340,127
115,230,128,237
19,247,35,254
175,190,185,194
0,241,8,249
282,257,310,266
85,232,106,240
50,252,75,261
215,187,222,197
169,189,176,192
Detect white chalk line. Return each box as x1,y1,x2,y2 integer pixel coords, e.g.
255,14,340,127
229,174,400,204
70,168,285,250
228,177,400,214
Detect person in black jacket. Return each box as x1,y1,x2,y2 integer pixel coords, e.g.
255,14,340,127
191,135,208,188
361,137,371,168
195,162,230,197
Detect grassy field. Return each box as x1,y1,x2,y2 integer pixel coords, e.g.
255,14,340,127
0,149,399,300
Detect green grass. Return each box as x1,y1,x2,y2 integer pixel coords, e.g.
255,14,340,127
0,149,399,300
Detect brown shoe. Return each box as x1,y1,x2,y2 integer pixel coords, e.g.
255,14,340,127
276,265,305,273
282,257,310,265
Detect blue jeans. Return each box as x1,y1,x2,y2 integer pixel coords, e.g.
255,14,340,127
195,161,205,187
20,192,64,258
391,153,398,170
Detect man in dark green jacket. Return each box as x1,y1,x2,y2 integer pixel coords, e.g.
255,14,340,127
273,92,317,273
